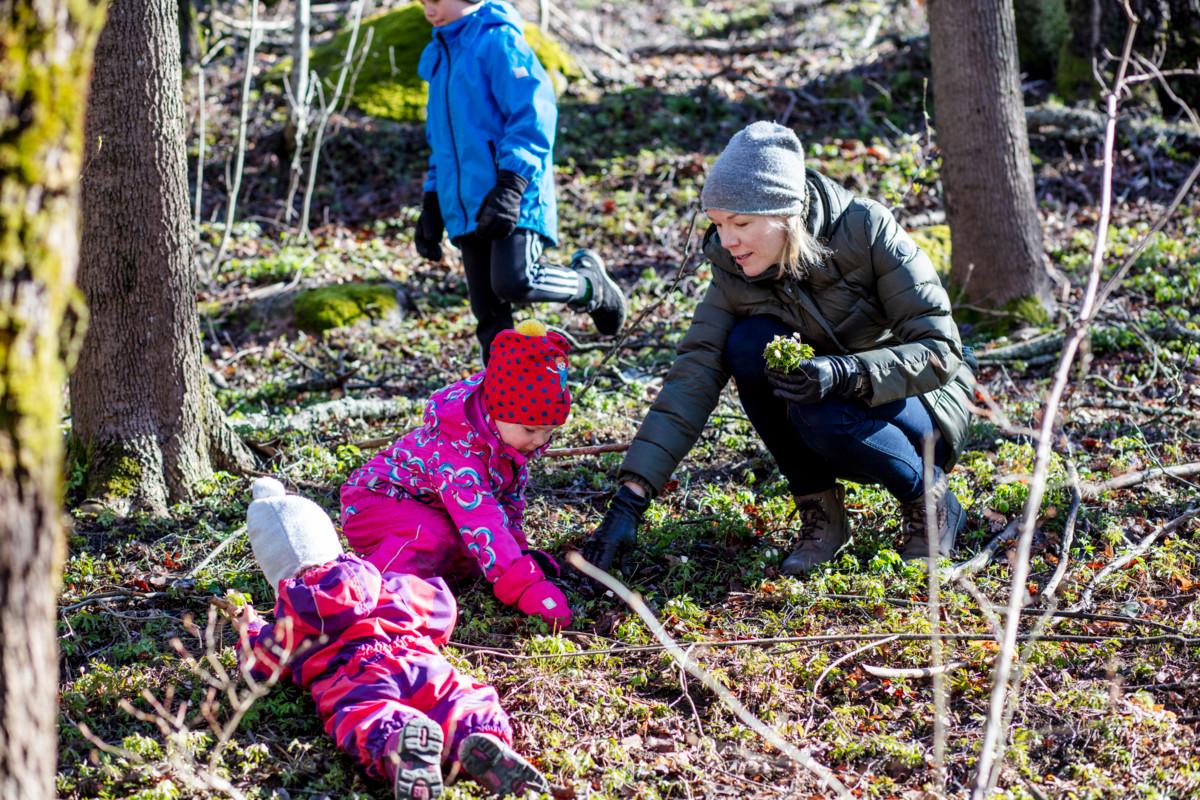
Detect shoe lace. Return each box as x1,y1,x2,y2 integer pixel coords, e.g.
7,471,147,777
899,500,926,547
899,477,947,547
790,498,831,545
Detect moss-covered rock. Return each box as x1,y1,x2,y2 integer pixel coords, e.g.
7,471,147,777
293,284,401,333
308,2,578,123
910,224,951,279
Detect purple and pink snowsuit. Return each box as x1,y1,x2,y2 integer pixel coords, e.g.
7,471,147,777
340,375,565,624
240,554,510,783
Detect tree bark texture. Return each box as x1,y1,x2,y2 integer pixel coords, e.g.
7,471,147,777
928,0,1057,321
0,2,104,796
75,0,253,515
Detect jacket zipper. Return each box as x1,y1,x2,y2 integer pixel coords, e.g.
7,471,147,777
437,32,468,227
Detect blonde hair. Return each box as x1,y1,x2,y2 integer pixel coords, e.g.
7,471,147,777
772,215,831,280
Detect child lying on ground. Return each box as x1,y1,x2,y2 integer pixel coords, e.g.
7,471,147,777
340,320,574,631
219,477,550,798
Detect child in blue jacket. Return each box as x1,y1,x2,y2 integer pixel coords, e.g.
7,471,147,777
415,0,627,362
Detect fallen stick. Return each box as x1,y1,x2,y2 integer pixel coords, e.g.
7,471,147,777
946,518,1020,583
861,661,966,679
1070,505,1199,612
1079,462,1200,498
543,442,630,458
1025,103,1200,145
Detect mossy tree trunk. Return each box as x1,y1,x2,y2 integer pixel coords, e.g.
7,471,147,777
0,2,105,796
928,0,1057,326
73,0,254,516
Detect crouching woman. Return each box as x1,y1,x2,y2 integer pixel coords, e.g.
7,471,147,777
583,121,975,575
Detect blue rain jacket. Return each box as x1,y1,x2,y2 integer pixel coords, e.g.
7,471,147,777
418,1,558,244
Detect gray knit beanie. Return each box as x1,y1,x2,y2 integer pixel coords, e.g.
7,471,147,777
701,121,808,216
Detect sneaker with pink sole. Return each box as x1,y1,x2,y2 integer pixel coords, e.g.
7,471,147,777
458,732,549,796
391,717,444,800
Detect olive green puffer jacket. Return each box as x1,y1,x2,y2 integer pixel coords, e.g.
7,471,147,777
620,169,975,494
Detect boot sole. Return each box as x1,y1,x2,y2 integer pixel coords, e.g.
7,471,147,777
394,718,444,800
459,733,549,796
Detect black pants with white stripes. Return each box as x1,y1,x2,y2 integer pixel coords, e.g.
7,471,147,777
457,228,582,363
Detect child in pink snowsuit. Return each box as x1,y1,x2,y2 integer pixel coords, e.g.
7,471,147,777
227,477,550,799
340,320,574,631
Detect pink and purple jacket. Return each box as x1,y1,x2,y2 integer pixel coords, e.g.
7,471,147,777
340,375,554,612
240,553,509,781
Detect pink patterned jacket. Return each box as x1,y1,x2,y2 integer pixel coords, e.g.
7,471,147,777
341,375,547,595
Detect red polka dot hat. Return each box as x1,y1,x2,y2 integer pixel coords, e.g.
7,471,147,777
483,320,572,426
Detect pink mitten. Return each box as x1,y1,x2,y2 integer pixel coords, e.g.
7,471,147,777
522,548,561,578
493,555,543,605
517,580,572,631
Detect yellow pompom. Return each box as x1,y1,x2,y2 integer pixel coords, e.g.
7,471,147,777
514,319,547,337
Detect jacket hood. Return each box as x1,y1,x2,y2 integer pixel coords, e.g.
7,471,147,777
435,0,524,41
703,169,854,283
426,375,532,467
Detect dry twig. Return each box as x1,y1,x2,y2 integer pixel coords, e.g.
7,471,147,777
860,661,966,679
1070,506,1200,613
1079,462,1200,499
77,605,294,798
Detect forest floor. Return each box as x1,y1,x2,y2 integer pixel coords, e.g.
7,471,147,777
56,1,1200,798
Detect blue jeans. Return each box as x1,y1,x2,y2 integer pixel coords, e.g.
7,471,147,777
723,316,950,503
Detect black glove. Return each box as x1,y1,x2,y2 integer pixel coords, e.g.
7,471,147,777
766,355,866,405
474,170,528,241
580,485,651,572
414,191,444,261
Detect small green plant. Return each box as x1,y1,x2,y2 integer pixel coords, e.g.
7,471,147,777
224,589,251,608
763,333,815,372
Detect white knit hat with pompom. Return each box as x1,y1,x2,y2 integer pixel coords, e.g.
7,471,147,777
246,477,343,592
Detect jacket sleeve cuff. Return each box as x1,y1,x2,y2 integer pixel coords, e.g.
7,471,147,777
492,554,544,605
497,154,538,185
617,471,657,500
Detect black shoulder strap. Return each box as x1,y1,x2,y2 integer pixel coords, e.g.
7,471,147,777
790,281,849,355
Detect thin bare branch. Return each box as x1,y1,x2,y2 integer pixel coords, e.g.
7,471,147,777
566,550,851,798
209,0,260,272
971,20,1140,795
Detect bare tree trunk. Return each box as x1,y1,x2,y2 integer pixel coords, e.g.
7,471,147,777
0,2,104,795
285,0,312,223
928,0,1057,325
74,0,254,516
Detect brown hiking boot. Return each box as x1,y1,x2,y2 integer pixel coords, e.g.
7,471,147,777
779,485,849,575
898,470,966,560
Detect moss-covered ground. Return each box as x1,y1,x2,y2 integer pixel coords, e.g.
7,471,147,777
58,1,1200,798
